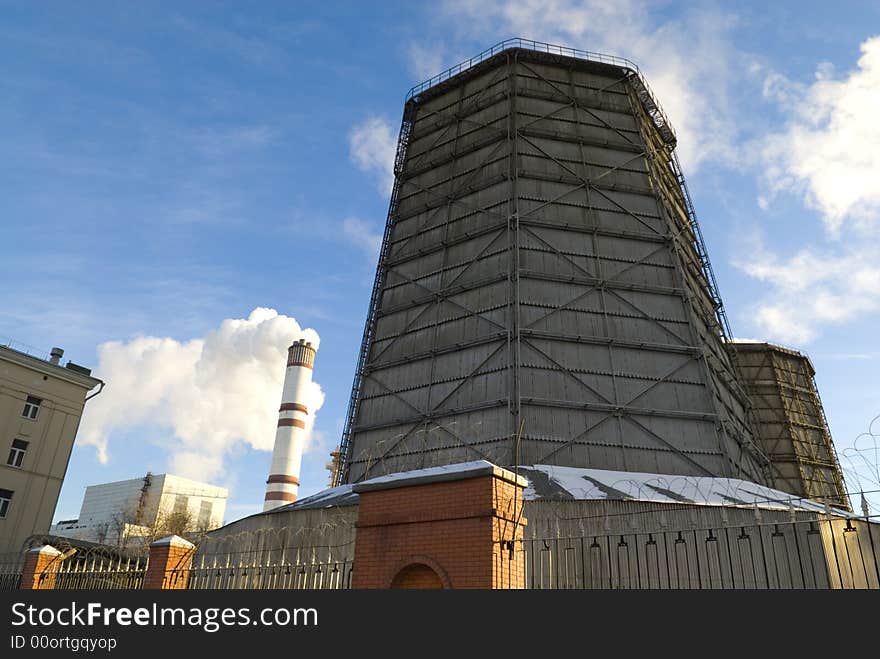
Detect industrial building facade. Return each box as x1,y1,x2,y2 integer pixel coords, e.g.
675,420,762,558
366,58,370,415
0,345,102,554
51,472,228,546
339,42,768,486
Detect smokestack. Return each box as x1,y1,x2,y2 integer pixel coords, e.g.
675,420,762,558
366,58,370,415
49,347,64,365
263,339,317,511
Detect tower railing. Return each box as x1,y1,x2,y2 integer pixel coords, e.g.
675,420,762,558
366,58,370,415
0,338,51,363
406,37,676,147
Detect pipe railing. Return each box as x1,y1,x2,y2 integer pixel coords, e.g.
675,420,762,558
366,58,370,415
405,37,676,147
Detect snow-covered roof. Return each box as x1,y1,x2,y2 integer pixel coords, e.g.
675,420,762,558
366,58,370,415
518,465,841,513
276,461,525,512
274,464,846,515
352,460,527,493
269,484,357,512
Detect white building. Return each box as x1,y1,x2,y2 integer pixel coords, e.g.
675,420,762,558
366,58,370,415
51,473,227,545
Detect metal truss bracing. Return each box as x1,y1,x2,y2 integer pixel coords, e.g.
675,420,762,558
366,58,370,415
728,342,850,509
337,43,771,486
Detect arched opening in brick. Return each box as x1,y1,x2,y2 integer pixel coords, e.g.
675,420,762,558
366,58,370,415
390,563,445,589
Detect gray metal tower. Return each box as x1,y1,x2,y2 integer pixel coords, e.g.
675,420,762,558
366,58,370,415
338,39,770,486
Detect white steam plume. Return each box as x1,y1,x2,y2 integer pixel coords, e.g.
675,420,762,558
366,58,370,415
78,307,325,482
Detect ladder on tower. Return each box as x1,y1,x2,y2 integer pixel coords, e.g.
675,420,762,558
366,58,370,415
336,102,417,485
669,152,732,340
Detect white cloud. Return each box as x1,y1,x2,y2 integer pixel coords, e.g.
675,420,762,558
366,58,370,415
349,116,397,196
736,35,880,344
78,307,325,482
431,0,747,170
406,41,448,80
342,216,383,258
761,35,880,234
736,245,880,345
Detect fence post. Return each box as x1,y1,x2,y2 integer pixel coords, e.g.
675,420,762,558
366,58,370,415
143,536,195,590
20,545,62,590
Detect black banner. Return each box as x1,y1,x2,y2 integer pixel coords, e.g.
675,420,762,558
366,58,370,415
1,589,873,654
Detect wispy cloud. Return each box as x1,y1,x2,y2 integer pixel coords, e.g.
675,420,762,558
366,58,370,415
349,116,397,196
405,41,449,80
818,352,880,361
342,217,383,258
189,124,275,157
735,239,880,344
169,14,289,67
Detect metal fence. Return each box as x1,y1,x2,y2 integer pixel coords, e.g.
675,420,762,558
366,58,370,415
11,547,348,591
522,516,880,589
0,555,23,591
11,511,879,590
53,554,147,590
172,557,353,590
181,535,354,590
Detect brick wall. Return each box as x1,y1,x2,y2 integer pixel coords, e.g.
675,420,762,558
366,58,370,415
19,546,62,590
143,536,194,590
352,467,527,589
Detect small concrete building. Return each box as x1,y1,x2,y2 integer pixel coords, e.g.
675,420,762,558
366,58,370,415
52,472,228,546
0,344,103,555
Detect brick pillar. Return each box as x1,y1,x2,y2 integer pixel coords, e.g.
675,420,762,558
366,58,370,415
351,461,527,589
491,474,528,590
143,535,195,590
20,545,63,590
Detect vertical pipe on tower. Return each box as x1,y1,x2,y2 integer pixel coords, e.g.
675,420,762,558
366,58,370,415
263,339,316,511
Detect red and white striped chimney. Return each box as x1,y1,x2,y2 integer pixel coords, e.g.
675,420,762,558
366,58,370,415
263,339,316,511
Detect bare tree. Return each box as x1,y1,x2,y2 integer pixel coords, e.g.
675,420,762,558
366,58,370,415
107,505,141,550
92,522,110,545
87,492,215,554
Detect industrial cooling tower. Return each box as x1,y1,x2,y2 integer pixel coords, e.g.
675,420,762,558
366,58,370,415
338,40,771,486
727,341,848,508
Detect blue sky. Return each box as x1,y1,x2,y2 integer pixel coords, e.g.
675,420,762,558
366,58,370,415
2,1,879,522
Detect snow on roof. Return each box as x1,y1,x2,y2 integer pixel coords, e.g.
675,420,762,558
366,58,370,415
352,460,527,493
151,534,195,548
269,463,846,515
271,484,357,512
518,465,841,513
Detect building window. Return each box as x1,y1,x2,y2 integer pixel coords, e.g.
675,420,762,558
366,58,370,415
7,439,28,468
0,489,12,518
21,396,41,420
198,500,213,528
172,494,189,516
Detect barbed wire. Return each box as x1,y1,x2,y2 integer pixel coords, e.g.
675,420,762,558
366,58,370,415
840,413,880,489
